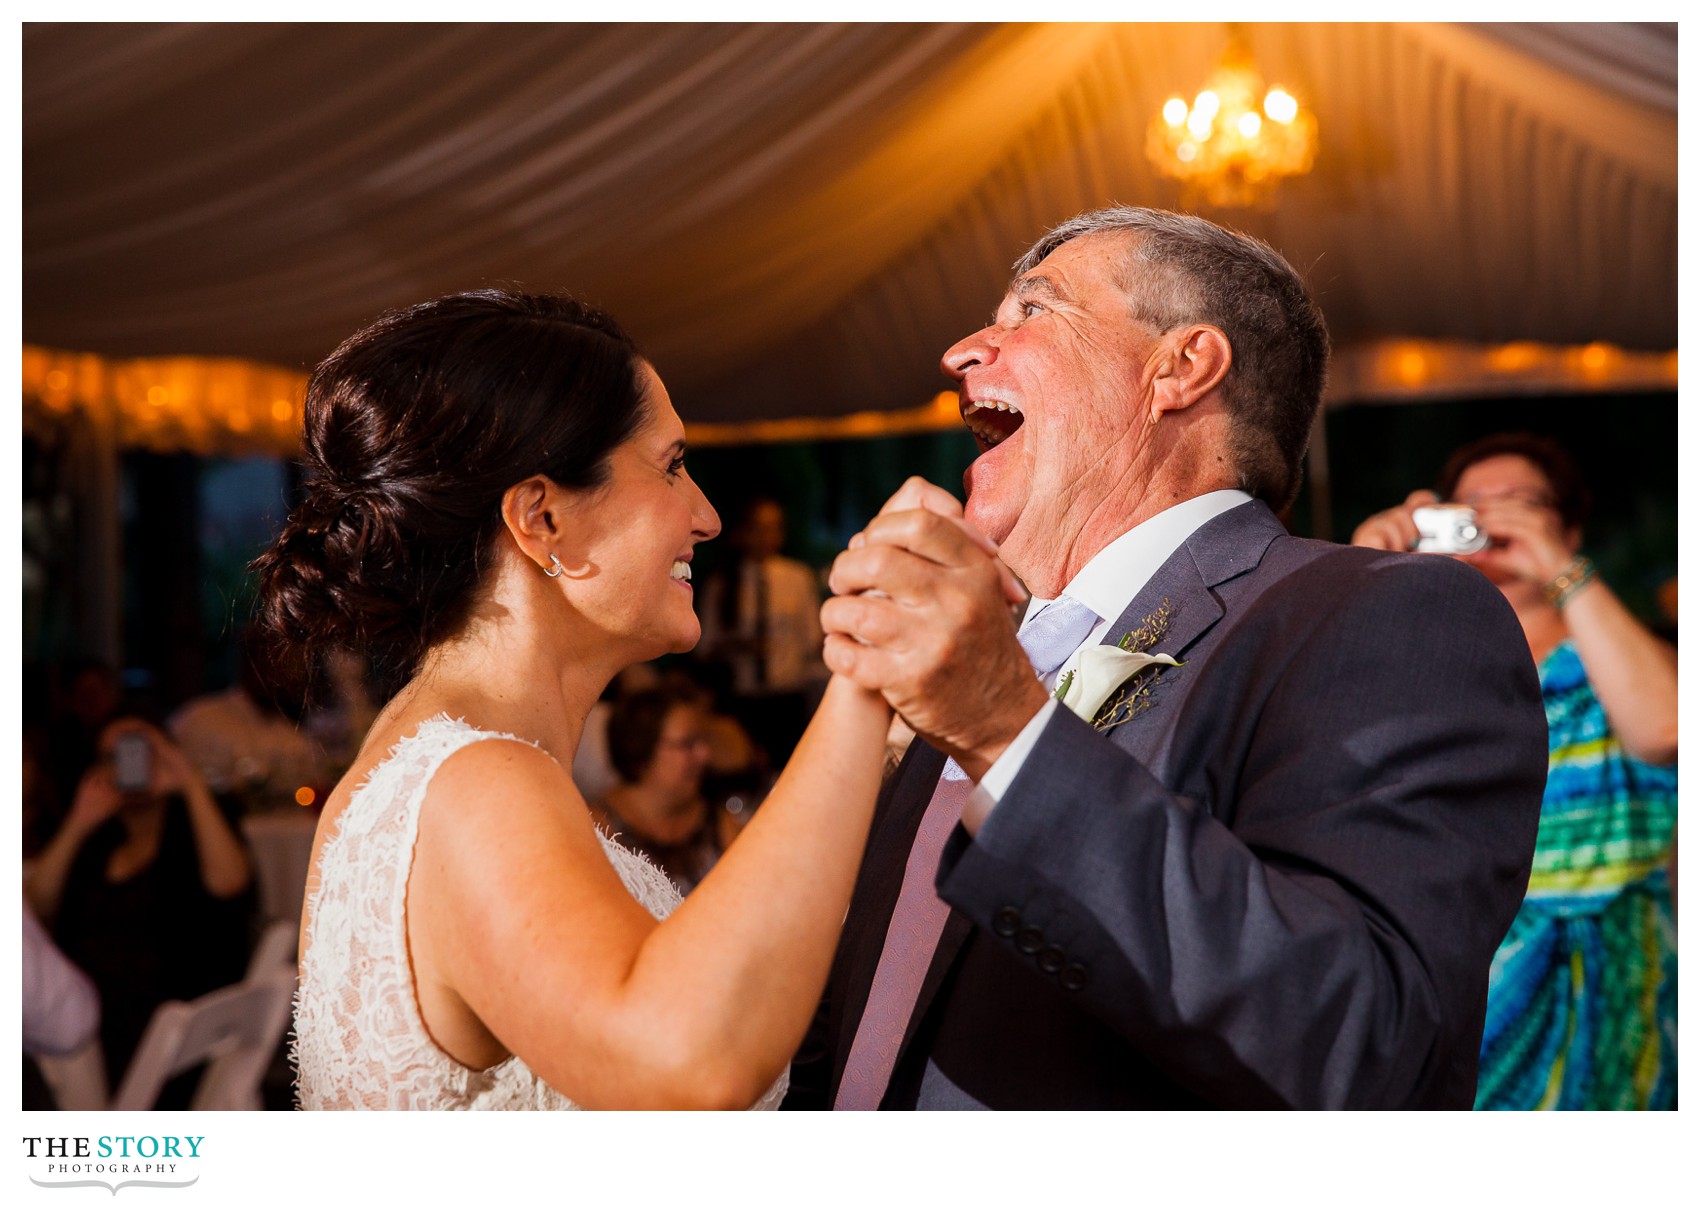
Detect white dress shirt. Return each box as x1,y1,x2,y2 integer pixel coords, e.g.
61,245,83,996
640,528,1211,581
962,489,1252,832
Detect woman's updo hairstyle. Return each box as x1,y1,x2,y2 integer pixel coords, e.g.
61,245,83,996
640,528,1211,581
251,289,648,698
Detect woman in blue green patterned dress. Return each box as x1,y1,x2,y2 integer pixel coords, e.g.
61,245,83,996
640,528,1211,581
1354,433,1677,1109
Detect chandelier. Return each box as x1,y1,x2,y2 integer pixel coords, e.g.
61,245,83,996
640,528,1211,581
1146,31,1317,208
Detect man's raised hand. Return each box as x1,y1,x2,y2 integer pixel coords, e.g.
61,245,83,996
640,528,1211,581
821,478,1047,781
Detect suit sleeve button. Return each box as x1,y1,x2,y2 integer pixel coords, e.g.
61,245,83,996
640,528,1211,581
1014,926,1045,955
1060,963,1088,992
1037,945,1066,974
992,908,1022,937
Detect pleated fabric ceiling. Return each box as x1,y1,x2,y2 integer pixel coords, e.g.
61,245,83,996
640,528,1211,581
24,22,1677,425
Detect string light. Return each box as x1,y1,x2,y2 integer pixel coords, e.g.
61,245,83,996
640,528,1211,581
18,341,1677,455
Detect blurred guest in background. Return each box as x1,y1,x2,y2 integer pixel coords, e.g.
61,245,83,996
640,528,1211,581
301,647,380,773
169,627,324,806
592,684,743,894
22,730,57,858
46,657,122,829
1353,431,1677,1109
26,719,254,1098
695,496,826,765
572,663,660,806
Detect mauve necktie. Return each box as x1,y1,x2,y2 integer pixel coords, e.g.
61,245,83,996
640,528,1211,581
833,595,1099,1109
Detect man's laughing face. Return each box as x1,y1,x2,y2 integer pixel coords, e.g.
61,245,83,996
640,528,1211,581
942,232,1165,596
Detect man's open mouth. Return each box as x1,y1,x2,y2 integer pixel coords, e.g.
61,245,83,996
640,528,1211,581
961,397,1024,453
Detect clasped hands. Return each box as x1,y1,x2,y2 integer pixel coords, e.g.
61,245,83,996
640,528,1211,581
821,477,1051,782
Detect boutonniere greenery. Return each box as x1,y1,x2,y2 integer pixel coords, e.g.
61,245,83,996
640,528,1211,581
1053,600,1181,731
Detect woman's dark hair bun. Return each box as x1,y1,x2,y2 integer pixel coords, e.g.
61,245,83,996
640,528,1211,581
250,290,648,698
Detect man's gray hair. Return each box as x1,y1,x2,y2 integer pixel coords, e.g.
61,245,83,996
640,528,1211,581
1016,207,1329,511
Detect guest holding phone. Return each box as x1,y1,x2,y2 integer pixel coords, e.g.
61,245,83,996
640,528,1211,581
25,719,255,1100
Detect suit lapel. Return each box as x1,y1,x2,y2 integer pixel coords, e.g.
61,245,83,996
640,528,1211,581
1099,499,1284,664
881,500,1290,1097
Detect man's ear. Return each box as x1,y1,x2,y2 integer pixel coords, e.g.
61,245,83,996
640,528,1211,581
1149,325,1232,422
500,475,564,573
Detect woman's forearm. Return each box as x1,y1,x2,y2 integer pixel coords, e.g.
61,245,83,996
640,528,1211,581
1562,578,1678,764
180,781,254,899
25,827,88,922
614,674,892,1106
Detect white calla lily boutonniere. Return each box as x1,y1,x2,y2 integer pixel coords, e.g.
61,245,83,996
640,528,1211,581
1052,599,1182,731
1054,647,1180,722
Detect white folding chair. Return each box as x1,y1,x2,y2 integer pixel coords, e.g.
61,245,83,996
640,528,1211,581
246,918,299,980
108,970,297,1111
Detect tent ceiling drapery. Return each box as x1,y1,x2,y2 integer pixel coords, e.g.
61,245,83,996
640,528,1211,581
24,22,1677,430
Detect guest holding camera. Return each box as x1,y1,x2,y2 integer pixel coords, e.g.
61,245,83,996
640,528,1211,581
1353,432,1676,1109
25,719,254,1092
168,627,326,806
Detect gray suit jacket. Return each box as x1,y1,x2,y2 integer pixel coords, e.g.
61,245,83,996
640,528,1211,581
785,499,1548,1108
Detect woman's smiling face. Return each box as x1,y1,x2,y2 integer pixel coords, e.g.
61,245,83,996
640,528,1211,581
566,364,721,658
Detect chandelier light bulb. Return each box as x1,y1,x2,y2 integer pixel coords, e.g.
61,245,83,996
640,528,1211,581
1264,88,1298,123
1238,112,1262,137
1163,97,1189,126
1193,90,1220,121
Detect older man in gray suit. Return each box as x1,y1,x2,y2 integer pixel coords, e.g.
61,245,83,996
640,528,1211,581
785,207,1548,1109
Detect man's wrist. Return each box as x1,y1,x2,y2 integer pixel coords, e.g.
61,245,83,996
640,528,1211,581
960,698,1058,835
954,677,1052,782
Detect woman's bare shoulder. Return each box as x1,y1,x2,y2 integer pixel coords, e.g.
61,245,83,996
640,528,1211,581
423,731,591,838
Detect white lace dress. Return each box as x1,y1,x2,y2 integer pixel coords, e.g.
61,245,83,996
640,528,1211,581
293,714,786,1110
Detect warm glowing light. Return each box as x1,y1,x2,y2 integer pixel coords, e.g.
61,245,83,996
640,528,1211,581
1146,34,1318,208
1396,350,1428,385
147,385,168,405
46,370,68,390
1264,89,1299,123
295,786,316,807
272,399,294,421
1579,343,1616,372
1487,342,1544,372
229,409,252,432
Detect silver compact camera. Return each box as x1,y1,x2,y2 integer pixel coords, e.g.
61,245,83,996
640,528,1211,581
1411,505,1489,555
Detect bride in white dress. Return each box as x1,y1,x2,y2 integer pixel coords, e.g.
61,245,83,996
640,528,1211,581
256,292,893,1109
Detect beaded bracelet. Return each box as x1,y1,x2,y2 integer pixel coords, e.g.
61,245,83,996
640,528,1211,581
1542,555,1597,609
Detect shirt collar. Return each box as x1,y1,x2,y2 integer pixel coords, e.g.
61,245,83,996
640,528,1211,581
1023,489,1253,627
